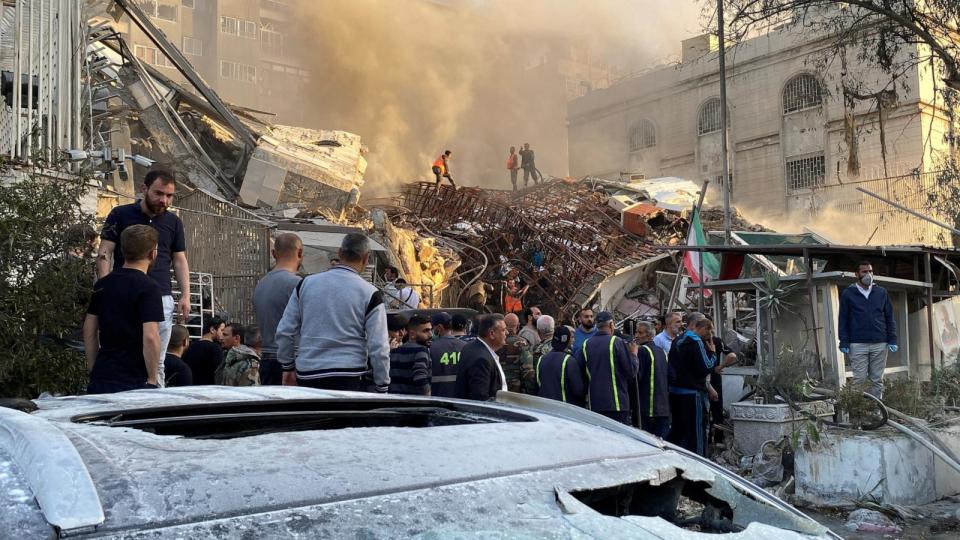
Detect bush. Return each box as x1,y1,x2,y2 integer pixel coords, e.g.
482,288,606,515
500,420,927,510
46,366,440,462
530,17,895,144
0,158,95,398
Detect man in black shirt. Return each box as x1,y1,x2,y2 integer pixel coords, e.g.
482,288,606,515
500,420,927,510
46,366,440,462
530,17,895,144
182,317,225,385
389,315,432,396
84,225,164,393
164,324,193,387
97,170,190,387
519,143,539,187
429,312,465,397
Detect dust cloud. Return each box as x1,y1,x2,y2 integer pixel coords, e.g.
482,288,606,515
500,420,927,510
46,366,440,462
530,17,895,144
289,0,702,195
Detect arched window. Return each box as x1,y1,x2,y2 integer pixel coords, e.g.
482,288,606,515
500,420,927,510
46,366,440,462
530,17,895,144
782,74,823,114
697,98,726,135
629,119,656,152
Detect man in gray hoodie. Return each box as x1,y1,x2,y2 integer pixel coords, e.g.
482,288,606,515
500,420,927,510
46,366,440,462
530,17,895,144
276,233,390,391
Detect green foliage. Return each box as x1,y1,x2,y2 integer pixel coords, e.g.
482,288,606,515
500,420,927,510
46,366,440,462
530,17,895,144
883,377,945,421
0,156,95,398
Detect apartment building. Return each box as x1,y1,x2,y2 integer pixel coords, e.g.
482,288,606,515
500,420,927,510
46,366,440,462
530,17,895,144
568,21,959,245
120,0,309,123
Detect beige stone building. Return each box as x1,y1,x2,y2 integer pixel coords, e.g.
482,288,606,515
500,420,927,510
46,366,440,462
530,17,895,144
119,0,309,124
568,22,958,245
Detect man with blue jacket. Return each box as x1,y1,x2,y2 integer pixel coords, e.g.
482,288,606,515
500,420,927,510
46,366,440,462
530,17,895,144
575,311,639,425
838,261,897,398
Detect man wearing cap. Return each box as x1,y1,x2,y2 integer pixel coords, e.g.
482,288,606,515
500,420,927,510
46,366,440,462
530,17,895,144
535,326,586,406
429,311,466,398
575,311,640,425
635,321,671,438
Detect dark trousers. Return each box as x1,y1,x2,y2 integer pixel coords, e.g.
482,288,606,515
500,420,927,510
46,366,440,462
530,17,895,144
641,415,671,439
667,391,710,457
597,410,632,426
259,353,283,386
433,167,454,187
296,375,362,391
510,169,518,190
523,166,538,186
87,378,149,394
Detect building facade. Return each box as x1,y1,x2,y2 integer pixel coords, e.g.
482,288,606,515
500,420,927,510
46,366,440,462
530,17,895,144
120,0,309,124
568,23,958,245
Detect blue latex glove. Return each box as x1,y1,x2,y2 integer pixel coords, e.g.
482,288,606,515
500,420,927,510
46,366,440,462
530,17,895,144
839,347,850,354
889,344,898,353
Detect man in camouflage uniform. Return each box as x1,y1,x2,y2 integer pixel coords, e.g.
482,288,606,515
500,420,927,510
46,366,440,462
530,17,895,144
532,315,556,367
221,324,262,387
498,313,535,393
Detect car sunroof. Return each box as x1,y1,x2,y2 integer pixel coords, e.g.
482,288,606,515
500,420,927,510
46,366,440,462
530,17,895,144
71,398,536,439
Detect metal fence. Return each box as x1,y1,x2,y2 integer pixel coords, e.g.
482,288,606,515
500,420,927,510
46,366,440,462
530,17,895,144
806,171,953,246
176,188,273,324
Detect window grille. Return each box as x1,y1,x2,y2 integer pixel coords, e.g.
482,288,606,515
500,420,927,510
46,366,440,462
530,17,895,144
629,119,656,151
783,74,822,114
698,98,726,135
786,155,825,190
220,16,240,35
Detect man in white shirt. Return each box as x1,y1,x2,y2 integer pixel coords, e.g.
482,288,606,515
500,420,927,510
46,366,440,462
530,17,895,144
654,312,682,354
395,278,420,310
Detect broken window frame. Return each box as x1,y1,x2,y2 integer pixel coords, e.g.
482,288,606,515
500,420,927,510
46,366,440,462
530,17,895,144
785,154,826,191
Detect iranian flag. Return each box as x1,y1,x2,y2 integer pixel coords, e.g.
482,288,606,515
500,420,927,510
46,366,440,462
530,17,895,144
683,208,721,290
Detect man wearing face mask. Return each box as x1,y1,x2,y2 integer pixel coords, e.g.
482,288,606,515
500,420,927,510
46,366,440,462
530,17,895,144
838,261,897,398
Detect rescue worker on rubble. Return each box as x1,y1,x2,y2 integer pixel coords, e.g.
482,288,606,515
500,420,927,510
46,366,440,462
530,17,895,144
575,311,639,425
497,313,535,393
432,150,455,189
535,326,586,406
667,318,718,457
506,146,521,191
634,321,671,438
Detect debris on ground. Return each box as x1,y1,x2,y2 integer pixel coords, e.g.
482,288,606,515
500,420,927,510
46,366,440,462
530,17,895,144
843,508,903,535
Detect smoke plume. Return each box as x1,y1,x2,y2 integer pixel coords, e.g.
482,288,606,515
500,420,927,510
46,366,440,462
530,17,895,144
289,0,702,195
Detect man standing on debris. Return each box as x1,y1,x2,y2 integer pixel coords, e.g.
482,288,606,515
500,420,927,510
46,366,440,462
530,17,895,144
838,260,897,398
667,318,718,456
518,306,542,349
389,315,433,396
97,170,190,387
253,232,303,386
519,143,538,187
454,313,508,401
429,312,465,398
654,312,682,355
84,225,164,393
506,146,521,191
276,233,391,391
635,321,671,438
576,311,640,425
535,326,586,406
499,313,536,393
571,307,598,352
432,150,456,189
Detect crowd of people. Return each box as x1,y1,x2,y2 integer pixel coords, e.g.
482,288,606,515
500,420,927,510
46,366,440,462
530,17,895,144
83,170,898,461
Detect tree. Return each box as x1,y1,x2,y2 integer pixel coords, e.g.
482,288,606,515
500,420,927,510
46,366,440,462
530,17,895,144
720,1,959,91
0,156,96,398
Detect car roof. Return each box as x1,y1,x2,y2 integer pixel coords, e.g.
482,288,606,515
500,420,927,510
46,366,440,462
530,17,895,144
3,388,834,538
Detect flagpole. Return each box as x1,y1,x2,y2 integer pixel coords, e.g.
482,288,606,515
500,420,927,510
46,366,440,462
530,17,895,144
667,180,710,312
718,0,732,245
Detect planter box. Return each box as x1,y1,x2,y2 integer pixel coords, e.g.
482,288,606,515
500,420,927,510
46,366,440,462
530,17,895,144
729,400,834,456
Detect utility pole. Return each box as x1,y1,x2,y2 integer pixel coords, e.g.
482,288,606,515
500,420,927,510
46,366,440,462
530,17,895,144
718,0,732,245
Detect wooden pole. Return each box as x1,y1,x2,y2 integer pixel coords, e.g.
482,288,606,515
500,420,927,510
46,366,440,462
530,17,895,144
803,248,824,379
698,247,705,313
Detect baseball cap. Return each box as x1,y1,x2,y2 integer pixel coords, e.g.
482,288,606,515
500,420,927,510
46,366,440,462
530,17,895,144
552,325,573,349
596,311,614,323
431,311,453,327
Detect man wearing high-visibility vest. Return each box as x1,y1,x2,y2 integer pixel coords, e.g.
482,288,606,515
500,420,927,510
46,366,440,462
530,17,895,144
431,150,456,189
535,325,586,406
574,311,639,425
635,321,671,438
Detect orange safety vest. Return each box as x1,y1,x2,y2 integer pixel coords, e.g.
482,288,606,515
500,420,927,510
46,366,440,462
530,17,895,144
506,154,518,170
504,293,523,314
432,156,446,174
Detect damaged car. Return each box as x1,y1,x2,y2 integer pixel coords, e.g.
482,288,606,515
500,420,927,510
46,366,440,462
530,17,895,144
1,387,840,538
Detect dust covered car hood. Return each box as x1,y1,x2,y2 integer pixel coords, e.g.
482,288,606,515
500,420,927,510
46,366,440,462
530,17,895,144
1,386,839,538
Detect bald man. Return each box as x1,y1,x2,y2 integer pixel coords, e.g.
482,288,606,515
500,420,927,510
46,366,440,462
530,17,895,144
497,312,535,393
253,232,303,385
